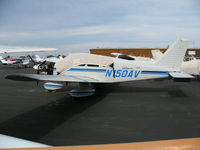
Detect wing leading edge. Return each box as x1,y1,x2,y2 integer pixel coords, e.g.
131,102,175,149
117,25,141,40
5,73,99,83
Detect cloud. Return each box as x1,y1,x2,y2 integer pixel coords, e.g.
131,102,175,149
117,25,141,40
0,0,199,53
58,41,139,54
0,24,137,43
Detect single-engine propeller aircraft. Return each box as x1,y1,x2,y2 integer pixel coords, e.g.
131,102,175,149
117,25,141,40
5,39,193,97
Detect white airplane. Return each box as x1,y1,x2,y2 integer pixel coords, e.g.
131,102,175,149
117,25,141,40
151,50,200,77
32,55,64,72
46,55,64,63
32,54,45,62
151,50,164,60
0,55,35,68
0,56,18,65
5,39,193,97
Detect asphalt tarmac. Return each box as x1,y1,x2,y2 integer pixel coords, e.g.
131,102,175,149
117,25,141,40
0,65,200,146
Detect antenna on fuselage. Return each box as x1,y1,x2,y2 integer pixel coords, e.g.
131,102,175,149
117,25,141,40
109,63,115,78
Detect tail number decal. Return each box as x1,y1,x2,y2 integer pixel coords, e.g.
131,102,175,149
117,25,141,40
105,70,140,78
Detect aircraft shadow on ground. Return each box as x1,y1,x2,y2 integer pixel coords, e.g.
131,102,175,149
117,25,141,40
102,84,188,98
0,88,108,143
0,84,187,144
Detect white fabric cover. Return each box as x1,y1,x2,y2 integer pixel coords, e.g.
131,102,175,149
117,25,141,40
54,53,113,73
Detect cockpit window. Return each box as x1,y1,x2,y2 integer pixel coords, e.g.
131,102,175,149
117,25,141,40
78,64,86,66
87,64,99,67
118,55,135,60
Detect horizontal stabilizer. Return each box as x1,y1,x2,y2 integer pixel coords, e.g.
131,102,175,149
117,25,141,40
5,73,99,83
169,72,194,79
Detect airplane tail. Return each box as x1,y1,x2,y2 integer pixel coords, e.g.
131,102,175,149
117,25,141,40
155,39,190,70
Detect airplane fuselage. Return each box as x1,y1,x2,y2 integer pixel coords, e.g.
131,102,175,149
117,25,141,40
59,59,170,83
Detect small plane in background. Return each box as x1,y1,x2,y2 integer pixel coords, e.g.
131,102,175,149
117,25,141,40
28,55,64,73
6,39,193,97
0,46,58,67
31,54,64,63
0,55,39,68
0,56,18,65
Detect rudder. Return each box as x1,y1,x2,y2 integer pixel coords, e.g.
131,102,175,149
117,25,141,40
156,39,190,70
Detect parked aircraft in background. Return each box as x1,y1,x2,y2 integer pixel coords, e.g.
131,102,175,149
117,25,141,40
31,55,64,73
46,55,64,63
31,54,64,64
0,56,17,65
6,39,193,97
0,46,58,67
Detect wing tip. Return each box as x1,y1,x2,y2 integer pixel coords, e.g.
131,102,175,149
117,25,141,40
5,74,36,81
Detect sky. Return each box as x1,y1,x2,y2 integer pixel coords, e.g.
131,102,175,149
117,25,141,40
0,0,200,56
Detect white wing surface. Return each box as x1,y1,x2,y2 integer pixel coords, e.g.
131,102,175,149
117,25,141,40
5,73,99,83
0,46,58,54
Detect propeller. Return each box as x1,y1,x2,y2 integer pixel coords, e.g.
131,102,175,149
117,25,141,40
27,55,37,65
37,60,46,74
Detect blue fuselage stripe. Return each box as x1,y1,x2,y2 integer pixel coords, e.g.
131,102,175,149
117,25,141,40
141,71,168,75
68,68,106,73
67,68,168,75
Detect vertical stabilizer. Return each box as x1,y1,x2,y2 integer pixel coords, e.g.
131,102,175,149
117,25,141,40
156,39,190,70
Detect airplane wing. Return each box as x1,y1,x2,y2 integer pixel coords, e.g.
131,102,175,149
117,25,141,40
0,46,58,54
0,134,50,149
169,71,194,79
5,73,99,83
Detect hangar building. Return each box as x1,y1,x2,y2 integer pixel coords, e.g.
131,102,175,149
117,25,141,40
90,48,200,58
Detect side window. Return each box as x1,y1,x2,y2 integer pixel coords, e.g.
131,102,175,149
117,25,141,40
87,64,99,67
78,64,85,66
